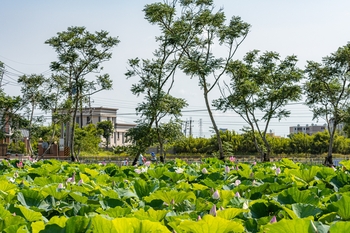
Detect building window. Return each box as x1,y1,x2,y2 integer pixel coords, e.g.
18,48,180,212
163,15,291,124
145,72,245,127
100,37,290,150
87,116,90,124
76,117,79,124
98,116,101,122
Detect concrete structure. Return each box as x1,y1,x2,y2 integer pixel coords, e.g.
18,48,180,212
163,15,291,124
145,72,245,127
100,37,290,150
289,124,327,135
62,107,136,148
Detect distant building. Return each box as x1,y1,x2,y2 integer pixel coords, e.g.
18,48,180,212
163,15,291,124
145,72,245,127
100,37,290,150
60,107,136,147
289,124,326,135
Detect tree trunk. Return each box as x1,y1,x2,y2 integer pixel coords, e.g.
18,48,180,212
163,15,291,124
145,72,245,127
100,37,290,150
203,90,224,160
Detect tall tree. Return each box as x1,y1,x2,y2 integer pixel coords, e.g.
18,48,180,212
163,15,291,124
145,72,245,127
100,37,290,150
214,50,303,161
126,1,191,162
17,74,47,156
97,120,114,149
304,43,350,166
156,0,250,160
45,26,120,161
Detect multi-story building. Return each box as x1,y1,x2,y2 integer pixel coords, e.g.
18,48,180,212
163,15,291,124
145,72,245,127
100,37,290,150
61,107,136,147
289,123,327,135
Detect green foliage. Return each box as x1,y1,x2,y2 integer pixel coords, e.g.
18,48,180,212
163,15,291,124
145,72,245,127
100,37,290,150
1,158,350,232
97,120,114,149
74,124,102,155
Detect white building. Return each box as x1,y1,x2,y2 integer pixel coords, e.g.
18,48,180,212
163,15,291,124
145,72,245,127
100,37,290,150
65,107,136,147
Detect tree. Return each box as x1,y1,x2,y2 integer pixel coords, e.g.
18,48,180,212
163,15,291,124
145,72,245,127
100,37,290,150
161,0,250,160
304,43,350,165
214,50,303,161
74,124,102,156
97,120,114,149
46,26,120,161
125,1,192,162
17,74,48,156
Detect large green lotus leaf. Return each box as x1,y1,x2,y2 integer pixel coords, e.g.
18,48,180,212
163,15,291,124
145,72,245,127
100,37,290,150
339,160,350,170
279,158,299,169
84,167,100,178
41,184,69,200
329,194,350,220
112,217,171,233
163,171,185,183
17,190,45,208
144,190,196,205
291,203,323,219
99,188,119,199
33,175,64,186
39,224,65,233
0,205,12,219
95,174,111,185
47,216,68,228
201,177,219,189
191,183,209,191
237,163,253,179
2,216,27,232
178,215,245,233
318,212,337,224
69,192,88,204
262,218,314,233
97,206,132,218
285,166,321,183
0,180,17,194
249,200,281,219
147,166,167,179
329,221,350,233
330,172,350,191
31,221,45,233
115,188,138,199
90,215,118,233
218,190,235,207
3,224,30,233
195,197,211,212
65,216,91,233
312,221,330,233
316,167,336,182
268,183,291,193
18,206,43,222
133,208,168,222
217,207,248,220
134,178,158,199
274,187,319,205
100,197,124,209
78,173,91,183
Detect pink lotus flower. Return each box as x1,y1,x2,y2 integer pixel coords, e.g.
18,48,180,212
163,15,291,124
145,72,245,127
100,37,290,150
253,161,257,166
270,216,277,223
16,161,23,169
66,172,75,184
175,168,184,174
210,204,217,217
235,192,241,198
234,179,241,186
78,179,84,186
57,183,64,189
275,167,281,175
144,161,151,167
225,166,230,173
202,168,208,174
197,215,202,221
134,169,141,174
229,156,236,162
212,190,220,199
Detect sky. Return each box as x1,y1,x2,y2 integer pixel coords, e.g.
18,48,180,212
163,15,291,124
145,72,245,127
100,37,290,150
1,0,350,138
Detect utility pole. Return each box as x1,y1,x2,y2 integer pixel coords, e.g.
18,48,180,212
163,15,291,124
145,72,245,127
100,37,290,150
189,117,194,137
0,62,4,90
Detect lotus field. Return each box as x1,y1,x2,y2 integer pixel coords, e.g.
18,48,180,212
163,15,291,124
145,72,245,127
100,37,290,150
1,157,350,233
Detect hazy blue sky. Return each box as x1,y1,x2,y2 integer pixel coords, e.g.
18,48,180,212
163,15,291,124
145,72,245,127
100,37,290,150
1,1,350,137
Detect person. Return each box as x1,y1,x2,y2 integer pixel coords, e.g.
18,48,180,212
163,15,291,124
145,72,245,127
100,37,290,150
138,154,144,166
122,157,129,166
150,152,157,162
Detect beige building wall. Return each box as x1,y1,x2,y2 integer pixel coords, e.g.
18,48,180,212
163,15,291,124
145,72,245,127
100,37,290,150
63,107,136,147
